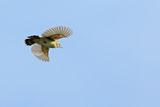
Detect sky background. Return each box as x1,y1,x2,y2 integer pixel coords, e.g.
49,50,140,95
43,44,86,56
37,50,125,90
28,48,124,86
0,0,160,107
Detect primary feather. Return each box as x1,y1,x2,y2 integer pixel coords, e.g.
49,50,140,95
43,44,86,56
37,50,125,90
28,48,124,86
41,26,72,39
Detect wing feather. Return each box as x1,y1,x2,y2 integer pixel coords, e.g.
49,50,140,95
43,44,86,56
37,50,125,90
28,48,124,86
41,26,72,39
31,44,49,61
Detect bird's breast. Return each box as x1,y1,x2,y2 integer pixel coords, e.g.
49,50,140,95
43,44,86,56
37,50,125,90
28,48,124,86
50,41,61,48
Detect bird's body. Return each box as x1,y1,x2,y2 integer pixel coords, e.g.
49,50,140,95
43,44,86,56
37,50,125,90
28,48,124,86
25,26,72,61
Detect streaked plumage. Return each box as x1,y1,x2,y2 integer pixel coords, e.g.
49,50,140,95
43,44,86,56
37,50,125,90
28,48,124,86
25,26,72,61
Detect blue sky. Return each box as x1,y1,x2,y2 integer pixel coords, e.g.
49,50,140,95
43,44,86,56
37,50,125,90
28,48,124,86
0,0,160,107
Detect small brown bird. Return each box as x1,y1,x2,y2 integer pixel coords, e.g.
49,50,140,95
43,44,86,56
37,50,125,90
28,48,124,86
25,26,72,61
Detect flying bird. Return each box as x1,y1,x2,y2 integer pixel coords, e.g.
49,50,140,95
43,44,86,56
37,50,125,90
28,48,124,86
25,26,72,61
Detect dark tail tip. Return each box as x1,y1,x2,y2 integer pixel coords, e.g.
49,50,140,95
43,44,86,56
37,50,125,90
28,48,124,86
25,35,40,46
25,39,35,46
28,35,40,39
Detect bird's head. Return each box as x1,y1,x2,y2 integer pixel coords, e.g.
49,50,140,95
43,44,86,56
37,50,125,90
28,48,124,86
50,40,62,48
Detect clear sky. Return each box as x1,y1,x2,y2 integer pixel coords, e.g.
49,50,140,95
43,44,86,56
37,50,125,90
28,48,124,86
0,0,160,107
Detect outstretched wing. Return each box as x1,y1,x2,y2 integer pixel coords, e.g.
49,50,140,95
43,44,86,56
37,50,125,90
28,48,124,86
31,44,49,61
41,26,72,40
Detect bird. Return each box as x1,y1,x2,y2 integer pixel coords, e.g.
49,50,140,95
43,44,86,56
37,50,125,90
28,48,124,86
25,26,72,61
